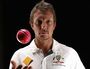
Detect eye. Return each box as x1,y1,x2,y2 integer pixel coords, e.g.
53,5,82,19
46,20,52,25
36,19,42,25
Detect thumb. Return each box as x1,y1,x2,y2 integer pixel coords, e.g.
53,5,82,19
28,66,32,69
10,61,16,69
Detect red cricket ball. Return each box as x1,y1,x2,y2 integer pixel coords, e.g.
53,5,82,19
16,29,31,44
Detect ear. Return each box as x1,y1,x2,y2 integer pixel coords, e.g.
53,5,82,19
53,22,56,30
29,21,34,29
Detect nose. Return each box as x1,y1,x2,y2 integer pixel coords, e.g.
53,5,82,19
41,22,47,30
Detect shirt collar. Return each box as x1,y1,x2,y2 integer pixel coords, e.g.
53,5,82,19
28,39,59,54
52,39,60,53
28,39,40,53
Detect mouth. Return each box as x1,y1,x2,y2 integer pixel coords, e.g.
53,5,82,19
39,32,48,35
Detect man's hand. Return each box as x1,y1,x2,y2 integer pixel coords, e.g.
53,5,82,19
11,61,32,69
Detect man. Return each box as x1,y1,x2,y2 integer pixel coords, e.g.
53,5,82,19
9,1,85,69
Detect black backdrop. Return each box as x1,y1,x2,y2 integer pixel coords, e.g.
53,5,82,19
2,0,90,69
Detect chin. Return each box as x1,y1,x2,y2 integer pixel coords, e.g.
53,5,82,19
40,36,52,40
39,35,49,40
42,38,49,40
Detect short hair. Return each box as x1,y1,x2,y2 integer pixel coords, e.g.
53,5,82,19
30,1,56,23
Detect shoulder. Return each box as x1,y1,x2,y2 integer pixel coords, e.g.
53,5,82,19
12,39,35,56
53,39,78,56
11,46,27,58
13,45,34,57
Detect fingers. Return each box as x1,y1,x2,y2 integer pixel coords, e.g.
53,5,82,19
16,65,22,69
23,66,32,69
23,66,28,69
28,66,32,69
10,60,32,69
10,61,16,69
11,61,22,69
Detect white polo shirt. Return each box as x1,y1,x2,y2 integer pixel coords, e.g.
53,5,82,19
9,39,85,69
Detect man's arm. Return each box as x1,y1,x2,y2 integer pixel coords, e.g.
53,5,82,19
9,49,32,69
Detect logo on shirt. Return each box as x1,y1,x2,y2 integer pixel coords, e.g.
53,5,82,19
52,55,65,66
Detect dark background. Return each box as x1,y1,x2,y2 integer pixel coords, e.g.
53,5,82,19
1,0,90,69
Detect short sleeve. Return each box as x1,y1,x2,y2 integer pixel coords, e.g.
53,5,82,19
70,48,85,69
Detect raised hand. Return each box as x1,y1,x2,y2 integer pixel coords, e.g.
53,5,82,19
11,61,32,69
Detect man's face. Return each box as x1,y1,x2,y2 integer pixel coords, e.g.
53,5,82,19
30,10,56,40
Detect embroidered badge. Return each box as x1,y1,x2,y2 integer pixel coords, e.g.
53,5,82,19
53,55,65,66
23,56,33,65
56,55,61,61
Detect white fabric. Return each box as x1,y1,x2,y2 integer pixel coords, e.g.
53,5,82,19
9,39,85,69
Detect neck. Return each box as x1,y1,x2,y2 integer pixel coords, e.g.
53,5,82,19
34,38,53,54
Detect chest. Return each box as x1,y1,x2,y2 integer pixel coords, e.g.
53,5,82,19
19,52,73,69
42,54,70,69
